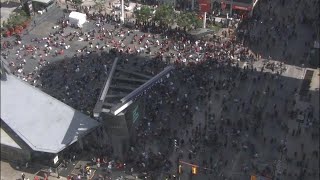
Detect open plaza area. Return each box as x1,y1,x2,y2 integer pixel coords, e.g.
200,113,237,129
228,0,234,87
1,0,319,180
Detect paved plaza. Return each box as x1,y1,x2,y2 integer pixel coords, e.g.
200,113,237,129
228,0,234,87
0,0,319,179
1,161,67,180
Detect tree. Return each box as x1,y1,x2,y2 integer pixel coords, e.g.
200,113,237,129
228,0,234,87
6,10,29,28
94,0,106,13
153,5,175,27
134,6,152,24
72,0,82,5
177,11,201,30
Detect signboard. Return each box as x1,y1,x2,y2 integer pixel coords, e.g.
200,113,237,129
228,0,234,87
125,97,145,131
198,0,211,13
53,155,59,164
132,104,139,124
232,5,252,11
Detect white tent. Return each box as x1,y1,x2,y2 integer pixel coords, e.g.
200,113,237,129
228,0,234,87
69,11,87,28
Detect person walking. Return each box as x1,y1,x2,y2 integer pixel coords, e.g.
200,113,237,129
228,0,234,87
21,173,26,180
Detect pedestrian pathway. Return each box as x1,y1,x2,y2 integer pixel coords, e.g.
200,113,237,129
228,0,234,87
0,0,318,179
0,161,67,180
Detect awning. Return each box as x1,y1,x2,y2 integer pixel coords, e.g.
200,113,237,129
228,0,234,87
32,0,52,4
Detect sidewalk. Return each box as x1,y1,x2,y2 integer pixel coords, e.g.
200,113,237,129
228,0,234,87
0,1,20,24
1,161,67,180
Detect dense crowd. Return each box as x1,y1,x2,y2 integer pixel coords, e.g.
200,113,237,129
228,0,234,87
2,4,254,115
238,0,319,66
1,0,319,179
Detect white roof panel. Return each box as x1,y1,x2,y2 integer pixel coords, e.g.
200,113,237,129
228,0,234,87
0,128,22,149
0,74,100,153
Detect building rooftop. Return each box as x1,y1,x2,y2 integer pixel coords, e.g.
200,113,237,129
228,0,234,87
0,127,22,149
93,57,173,117
1,74,100,154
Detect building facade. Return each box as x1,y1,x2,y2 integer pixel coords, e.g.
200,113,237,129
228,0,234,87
159,0,259,18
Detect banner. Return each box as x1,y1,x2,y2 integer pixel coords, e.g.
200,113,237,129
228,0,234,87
232,5,252,11
198,0,211,13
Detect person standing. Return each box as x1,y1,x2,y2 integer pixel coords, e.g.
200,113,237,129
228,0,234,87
21,173,25,180
97,158,100,168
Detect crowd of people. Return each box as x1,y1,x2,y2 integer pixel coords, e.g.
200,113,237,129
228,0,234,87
2,2,254,115
1,0,319,179
238,0,319,66
127,54,319,180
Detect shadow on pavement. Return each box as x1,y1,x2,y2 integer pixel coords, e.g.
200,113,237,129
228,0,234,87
235,0,319,69
0,1,20,8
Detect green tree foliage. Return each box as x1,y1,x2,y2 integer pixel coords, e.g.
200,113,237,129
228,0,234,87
134,6,152,23
72,0,82,5
153,5,175,26
6,10,29,28
177,11,202,30
94,0,106,13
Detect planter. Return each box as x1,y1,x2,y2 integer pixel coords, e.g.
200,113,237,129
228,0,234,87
22,19,31,29
8,27,14,33
6,31,11,37
22,23,27,29
23,21,30,29
14,26,23,31
15,28,22,34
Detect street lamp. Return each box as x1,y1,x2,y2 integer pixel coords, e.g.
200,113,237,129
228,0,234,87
120,0,124,23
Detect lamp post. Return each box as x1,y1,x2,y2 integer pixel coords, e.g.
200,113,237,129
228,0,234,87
203,11,207,28
229,0,233,16
191,0,195,10
120,0,124,23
